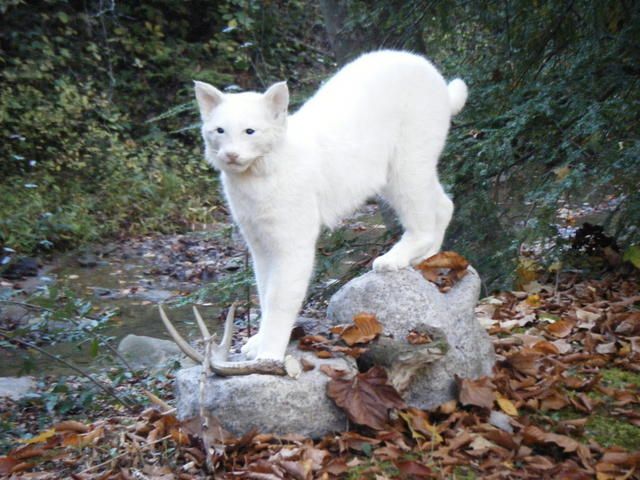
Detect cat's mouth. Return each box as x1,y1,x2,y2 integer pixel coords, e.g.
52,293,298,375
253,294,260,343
220,156,253,173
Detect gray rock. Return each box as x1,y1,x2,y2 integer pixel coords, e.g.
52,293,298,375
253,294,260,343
0,376,36,400
134,289,174,302
1,257,38,279
326,267,495,409
223,258,243,271
77,252,99,268
175,349,356,438
117,334,196,370
0,303,30,324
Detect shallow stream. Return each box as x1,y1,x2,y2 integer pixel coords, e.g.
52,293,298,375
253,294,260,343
0,229,242,377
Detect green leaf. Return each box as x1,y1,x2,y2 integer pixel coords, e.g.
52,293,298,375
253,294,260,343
89,338,100,358
623,245,640,269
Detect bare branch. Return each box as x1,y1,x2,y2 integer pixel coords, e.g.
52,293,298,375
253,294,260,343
0,330,134,408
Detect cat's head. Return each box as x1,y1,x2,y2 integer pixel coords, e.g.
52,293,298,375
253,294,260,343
194,81,289,174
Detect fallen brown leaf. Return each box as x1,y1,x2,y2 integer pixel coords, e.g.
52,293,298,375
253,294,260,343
457,376,496,409
339,312,383,346
414,251,470,291
406,330,432,345
546,319,575,338
395,460,433,477
327,366,406,430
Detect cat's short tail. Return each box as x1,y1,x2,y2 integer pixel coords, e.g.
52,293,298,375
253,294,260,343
447,78,468,116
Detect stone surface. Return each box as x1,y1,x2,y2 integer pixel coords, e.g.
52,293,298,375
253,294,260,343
77,252,99,268
175,348,356,438
1,257,39,280
117,334,196,370
327,267,495,409
0,303,30,324
0,376,36,400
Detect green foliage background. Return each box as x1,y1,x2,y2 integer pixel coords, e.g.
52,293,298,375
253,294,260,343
0,0,326,253
1,0,638,287
334,0,639,286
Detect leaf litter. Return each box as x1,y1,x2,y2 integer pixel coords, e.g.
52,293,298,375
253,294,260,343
1,265,639,478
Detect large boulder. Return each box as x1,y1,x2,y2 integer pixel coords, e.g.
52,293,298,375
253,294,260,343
326,267,495,409
175,349,356,438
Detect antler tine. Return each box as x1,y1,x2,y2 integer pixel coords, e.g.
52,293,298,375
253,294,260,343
216,302,237,361
192,306,211,339
207,302,288,376
159,305,204,363
160,304,291,377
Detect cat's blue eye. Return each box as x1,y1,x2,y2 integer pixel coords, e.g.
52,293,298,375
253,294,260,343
216,127,225,134
245,128,255,135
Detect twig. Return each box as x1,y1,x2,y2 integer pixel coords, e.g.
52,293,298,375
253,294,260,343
200,334,215,472
79,434,172,474
0,330,134,408
0,299,134,372
512,0,576,87
553,266,561,302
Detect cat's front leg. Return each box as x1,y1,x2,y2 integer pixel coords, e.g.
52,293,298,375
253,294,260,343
240,245,271,359
244,238,316,361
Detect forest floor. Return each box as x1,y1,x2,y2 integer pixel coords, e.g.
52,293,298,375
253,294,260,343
0,227,639,479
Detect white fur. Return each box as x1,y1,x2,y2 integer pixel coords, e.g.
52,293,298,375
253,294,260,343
194,50,466,361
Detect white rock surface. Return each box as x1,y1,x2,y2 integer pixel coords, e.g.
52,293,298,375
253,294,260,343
0,376,36,400
326,267,495,409
175,349,356,438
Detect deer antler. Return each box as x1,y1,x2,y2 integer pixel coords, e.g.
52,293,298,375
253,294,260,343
158,304,288,376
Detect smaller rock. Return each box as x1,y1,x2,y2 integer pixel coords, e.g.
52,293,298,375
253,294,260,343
134,289,174,302
118,334,196,370
0,304,30,324
175,347,356,438
223,258,243,271
294,316,323,336
489,410,515,433
77,252,99,268
0,376,36,400
1,257,39,280
90,287,117,299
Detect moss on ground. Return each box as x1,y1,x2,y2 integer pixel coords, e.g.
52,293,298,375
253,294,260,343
586,415,640,450
345,460,399,479
600,368,640,390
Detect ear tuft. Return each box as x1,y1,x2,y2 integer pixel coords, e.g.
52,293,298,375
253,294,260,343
194,81,224,119
264,81,289,118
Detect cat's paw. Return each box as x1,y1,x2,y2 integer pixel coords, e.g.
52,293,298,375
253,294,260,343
255,347,286,362
372,252,409,272
241,334,262,360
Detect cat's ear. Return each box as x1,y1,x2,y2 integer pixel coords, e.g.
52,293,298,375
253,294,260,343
264,81,289,119
194,81,224,119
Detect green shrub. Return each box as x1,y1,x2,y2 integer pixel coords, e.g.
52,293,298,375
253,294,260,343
0,0,325,254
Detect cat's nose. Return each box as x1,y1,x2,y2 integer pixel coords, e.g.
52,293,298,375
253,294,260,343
224,152,239,163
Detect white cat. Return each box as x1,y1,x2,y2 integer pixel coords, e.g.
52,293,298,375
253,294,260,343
194,50,467,362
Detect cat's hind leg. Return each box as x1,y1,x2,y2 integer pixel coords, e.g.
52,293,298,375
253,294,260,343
373,145,452,271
